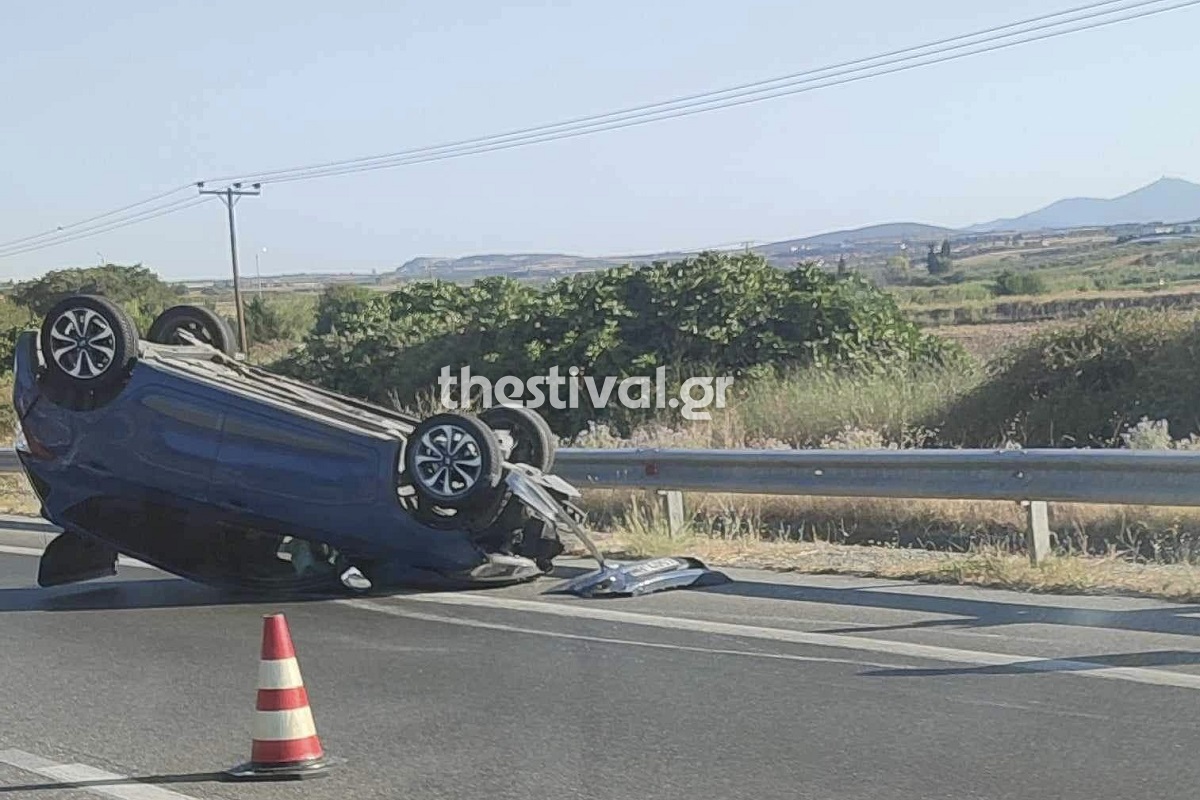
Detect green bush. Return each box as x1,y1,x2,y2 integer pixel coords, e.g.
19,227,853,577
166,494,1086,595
929,309,1200,447
244,294,317,344
0,296,34,331
279,253,963,433
9,264,182,333
994,270,1049,296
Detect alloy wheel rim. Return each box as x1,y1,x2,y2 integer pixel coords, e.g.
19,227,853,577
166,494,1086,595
413,424,484,498
49,308,117,379
171,317,215,345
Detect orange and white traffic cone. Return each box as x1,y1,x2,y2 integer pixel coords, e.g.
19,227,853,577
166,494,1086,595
226,613,330,781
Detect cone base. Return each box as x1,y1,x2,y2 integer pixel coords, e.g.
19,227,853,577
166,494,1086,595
224,756,330,782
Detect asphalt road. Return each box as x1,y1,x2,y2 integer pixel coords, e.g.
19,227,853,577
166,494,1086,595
1,519,1199,800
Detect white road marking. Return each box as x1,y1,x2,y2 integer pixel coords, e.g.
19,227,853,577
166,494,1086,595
345,601,1141,724
0,749,197,800
0,544,154,570
702,611,1050,644
2,538,1190,690
336,598,911,670
369,592,1200,691
0,544,51,558
0,748,58,772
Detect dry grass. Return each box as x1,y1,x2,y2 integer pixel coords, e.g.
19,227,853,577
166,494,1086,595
571,490,1200,603
596,521,1200,603
905,280,1200,312
579,489,1200,560
930,321,1062,362
0,474,40,516
566,366,981,450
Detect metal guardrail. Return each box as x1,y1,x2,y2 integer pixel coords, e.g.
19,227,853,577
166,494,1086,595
552,447,1200,507
6,447,1198,564
552,447,1200,564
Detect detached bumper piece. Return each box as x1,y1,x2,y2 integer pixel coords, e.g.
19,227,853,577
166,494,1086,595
558,557,730,598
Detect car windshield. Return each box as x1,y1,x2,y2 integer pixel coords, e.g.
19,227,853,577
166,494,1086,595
3,3,1200,799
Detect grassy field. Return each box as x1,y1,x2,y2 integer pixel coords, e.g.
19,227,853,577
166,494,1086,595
883,230,1200,326
577,491,1200,601
594,527,1200,602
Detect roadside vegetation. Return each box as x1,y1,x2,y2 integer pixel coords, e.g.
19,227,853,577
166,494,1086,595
276,253,961,435
883,232,1200,325
9,258,1200,598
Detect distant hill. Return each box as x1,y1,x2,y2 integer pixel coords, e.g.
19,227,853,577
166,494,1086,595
390,223,963,280
396,252,628,278
378,178,1200,283
760,222,958,254
971,178,1200,233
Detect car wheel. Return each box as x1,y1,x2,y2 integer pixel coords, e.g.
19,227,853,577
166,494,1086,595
414,484,512,533
39,295,138,392
405,413,504,511
479,405,556,471
147,304,237,355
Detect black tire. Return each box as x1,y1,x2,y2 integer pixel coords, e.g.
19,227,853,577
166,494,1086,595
404,413,504,511
479,405,556,472
39,295,138,392
415,482,512,533
147,305,237,355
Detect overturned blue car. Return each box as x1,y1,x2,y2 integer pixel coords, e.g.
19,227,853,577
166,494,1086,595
13,295,580,593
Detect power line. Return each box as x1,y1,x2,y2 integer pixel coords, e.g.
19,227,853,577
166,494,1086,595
0,184,192,251
225,0,1190,185
0,197,213,259
254,0,1199,184
2,0,1196,260
220,0,1142,183
246,3,1197,186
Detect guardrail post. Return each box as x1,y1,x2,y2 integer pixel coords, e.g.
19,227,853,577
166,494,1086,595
1025,500,1052,565
657,490,685,538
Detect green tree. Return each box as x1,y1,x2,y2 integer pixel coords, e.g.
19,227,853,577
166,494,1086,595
926,244,941,274
836,255,848,277
10,265,181,332
280,253,962,433
244,295,318,344
926,241,952,275
993,270,1048,296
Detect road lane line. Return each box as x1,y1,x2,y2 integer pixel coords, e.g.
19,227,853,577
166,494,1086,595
336,598,911,670
0,748,59,771
0,544,155,570
0,544,50,558
0,749,197,800
380,592,1200,690
339,601,1131,723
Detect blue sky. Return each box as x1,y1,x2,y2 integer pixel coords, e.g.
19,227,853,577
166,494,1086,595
2,1,1198,280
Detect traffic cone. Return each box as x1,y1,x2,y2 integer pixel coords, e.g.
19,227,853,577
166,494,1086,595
225,613,330,781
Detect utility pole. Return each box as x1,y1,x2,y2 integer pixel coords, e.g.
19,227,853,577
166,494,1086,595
255,246,267,299
197,181,261,355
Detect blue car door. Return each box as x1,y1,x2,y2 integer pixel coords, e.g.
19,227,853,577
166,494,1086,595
120,383,224,500
210,397,383,536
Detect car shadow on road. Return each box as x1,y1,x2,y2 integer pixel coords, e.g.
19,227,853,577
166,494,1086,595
0,772,229,793
860,649,1200,679
0,567,592,611
693,578,1200,638
0,578,334,612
